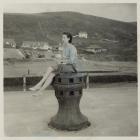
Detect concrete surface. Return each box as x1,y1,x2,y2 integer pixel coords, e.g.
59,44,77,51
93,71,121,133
4,82,138,136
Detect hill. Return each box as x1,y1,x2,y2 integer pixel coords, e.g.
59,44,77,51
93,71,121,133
3,12,137,61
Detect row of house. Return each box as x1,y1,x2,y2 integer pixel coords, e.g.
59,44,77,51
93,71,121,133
86,48,107,53
85,44,107,54
21,41,52,50
3,39,54,51
4,39,65,51
101,39,119,43
73,32,88,38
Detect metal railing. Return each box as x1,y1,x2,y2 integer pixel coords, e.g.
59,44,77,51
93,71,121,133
22,70,118,91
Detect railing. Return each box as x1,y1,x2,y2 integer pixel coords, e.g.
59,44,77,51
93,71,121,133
78,70,118,88
22,70,118,91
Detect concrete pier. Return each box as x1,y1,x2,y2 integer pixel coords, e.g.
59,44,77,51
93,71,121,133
4,82,138,136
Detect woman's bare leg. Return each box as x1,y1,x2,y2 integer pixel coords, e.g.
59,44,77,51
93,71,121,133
39,72,55,91
29,66,54,91
32,73,55,96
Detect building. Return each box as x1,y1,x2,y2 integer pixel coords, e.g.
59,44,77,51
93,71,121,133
40,42,52,50
79,32,88,38
86,45,107,54
21,41,52,50
102,39,119,43
4,39,16,48
21,41,34,48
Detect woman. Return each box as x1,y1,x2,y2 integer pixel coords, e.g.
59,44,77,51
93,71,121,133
29,32,78,95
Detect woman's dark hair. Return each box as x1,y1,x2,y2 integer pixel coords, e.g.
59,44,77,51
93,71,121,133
63,32,73,43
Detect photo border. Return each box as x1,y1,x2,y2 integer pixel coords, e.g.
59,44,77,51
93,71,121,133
0,0,139,140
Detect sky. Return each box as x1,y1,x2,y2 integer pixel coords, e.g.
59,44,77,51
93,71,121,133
4,3,137,22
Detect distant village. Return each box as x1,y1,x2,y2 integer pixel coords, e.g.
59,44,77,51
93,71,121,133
4,31,117,60
4,32,88,59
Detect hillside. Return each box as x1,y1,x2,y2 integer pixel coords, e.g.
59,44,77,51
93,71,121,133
3,12,137,61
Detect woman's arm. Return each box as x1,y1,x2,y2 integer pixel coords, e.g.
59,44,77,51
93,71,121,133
68,46,77,64
71,48,77,64
54,53,68,64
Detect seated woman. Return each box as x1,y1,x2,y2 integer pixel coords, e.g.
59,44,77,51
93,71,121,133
29,32,78,95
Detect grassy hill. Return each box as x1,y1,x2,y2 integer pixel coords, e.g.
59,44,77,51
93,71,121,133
3,12,137,61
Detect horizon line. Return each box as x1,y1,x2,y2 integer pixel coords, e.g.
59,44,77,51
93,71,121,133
3,11,137,23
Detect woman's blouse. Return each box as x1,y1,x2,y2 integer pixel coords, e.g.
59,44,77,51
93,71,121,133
62,44,77,64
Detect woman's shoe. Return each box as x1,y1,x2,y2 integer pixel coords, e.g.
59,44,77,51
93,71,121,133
29,87,39,91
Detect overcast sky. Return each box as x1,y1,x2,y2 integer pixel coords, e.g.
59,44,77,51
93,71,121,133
4,3,137,22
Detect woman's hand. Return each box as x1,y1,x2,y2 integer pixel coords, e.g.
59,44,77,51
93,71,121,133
61,57,69,64
54,56,69,64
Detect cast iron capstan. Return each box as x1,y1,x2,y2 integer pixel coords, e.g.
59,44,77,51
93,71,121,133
48,64,90,131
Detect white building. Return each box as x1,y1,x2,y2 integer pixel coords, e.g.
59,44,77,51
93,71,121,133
79,32,88,38
21,41,34,48
4,39,16,48
40,43,52,50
